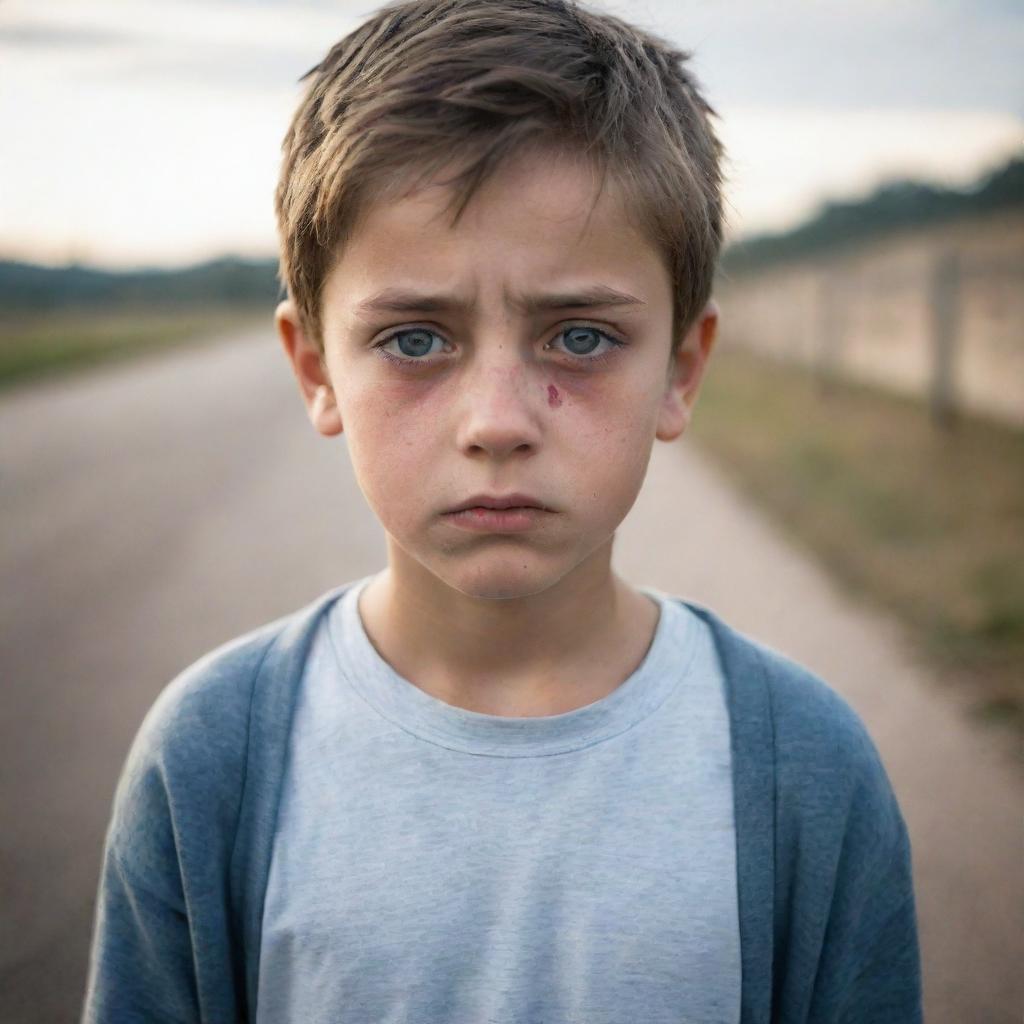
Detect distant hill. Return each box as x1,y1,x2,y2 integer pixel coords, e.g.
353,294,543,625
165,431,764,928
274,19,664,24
0,256,281,314
722,155,1024,276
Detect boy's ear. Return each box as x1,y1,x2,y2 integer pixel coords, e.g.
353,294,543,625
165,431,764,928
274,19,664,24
275,299,343,437
656,299,719,442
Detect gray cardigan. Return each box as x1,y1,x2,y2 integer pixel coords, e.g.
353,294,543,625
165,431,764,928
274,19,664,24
82,585,922,1023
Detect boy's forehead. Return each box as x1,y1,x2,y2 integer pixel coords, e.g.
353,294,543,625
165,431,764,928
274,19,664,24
325,150,671,313
429,149,636,232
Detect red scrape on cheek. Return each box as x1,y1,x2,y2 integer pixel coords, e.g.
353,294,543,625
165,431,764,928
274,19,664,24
546,384,562,408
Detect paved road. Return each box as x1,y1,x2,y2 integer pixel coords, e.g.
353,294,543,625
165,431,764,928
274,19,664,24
1,327,1020,1022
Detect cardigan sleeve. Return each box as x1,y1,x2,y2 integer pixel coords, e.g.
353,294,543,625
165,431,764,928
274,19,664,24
82,836,201,1023
825,777,922,1024
819,774,925,1024
80,628,274,1024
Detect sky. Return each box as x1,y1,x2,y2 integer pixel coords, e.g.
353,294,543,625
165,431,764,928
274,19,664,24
0,0,1021,269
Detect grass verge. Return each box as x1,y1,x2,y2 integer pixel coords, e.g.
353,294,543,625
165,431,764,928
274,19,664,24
690,345,1024,737
0,304,273,392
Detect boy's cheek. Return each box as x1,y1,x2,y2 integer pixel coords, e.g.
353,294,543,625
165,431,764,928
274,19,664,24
337,376,442,440
345,371,440,406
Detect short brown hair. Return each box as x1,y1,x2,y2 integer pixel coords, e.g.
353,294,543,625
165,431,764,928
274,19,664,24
275,0,724,353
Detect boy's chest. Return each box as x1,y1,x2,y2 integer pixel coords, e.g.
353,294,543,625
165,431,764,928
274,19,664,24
256,744,741,1023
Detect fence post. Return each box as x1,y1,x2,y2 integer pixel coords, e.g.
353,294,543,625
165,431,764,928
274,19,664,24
816,269,843,394
927,250,961,429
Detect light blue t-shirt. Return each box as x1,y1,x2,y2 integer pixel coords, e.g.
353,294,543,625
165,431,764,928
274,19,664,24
257,574,740,1023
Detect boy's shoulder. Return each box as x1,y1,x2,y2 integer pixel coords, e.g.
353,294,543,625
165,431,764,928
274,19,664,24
131,596,326,766
690,599,909,887
683,599,906,861
140,585,351,741
105,585,347,869
684,599,889,778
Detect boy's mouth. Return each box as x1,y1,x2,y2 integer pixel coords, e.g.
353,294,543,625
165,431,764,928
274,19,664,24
446,493,554,513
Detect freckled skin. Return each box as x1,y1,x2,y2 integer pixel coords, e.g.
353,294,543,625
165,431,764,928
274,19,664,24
547,384,562,408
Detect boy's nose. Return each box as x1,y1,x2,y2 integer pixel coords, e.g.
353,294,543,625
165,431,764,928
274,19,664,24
454,357,543,459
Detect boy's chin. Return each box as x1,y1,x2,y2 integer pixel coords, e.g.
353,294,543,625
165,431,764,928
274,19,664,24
428,551,573,604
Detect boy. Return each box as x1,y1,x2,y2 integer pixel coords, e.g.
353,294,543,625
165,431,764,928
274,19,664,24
82,0,921,1021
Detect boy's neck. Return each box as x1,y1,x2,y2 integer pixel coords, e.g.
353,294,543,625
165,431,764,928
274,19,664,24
357,541,660,718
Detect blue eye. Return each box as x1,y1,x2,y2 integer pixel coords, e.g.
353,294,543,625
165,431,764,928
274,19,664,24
379,328,445,360
551,326,623,360
375,324,624,367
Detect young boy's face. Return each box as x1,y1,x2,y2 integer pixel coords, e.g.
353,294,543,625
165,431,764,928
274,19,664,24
278,149,717,602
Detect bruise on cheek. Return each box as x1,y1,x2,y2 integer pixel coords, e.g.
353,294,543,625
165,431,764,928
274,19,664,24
547,384,562,408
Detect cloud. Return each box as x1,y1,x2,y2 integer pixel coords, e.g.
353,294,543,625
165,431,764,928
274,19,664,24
0,1,359,95
74,45,318,94
617,0,1024,116
0,23,136,49
719,106,1023,237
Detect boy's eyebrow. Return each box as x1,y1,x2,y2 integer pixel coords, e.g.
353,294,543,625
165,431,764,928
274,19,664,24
514,285,646,314
353,285,645,318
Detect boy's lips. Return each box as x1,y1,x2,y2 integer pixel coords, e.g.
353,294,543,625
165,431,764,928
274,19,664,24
445,493,555,513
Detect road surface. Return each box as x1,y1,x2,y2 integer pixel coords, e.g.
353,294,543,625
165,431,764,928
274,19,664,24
1,326,1020,1021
